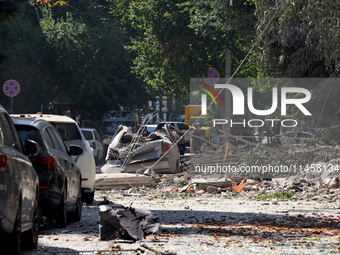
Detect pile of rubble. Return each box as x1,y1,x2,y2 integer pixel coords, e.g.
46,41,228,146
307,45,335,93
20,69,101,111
95,125,339,204
96,167,339,204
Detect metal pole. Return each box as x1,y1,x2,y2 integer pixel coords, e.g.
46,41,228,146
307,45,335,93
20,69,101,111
224,48,232,134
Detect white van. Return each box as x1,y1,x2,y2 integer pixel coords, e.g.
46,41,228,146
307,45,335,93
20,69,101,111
12,114,96,204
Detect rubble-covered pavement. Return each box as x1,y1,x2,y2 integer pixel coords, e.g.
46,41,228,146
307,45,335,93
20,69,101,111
23,186,339,255
23,139,340,254
23,163,339,254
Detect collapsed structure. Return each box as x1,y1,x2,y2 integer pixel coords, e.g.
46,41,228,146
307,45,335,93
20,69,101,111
102,125,180,174
95,124,182,190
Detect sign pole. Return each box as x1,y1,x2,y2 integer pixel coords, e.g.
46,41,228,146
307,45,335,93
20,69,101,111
3,80,20,113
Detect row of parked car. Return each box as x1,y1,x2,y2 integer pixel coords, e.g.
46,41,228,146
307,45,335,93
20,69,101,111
0,106,96,254
80,127,105,164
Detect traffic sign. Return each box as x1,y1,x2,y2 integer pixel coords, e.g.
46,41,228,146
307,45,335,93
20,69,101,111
3,80,20,97
203,68,220,85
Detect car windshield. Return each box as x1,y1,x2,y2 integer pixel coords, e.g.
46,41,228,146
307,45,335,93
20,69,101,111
157,123,175,130
81,130,93,140
15,125,44,148
51,123,82,141
93,130,102,141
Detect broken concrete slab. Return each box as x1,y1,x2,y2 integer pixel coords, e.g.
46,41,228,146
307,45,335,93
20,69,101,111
191,177,234,190
95,173,158,190
206,186,220,193
99,202,159,241
326,177,340,189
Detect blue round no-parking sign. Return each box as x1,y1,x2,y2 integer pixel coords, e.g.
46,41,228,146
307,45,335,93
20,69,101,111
203,68,220,85
3,80,20,97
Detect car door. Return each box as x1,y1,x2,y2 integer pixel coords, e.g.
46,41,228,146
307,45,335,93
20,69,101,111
0,113,37,224
93,129,103,160
47,127,80,207
43,126,78,207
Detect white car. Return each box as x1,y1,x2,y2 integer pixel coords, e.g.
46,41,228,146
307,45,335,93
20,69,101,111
80,128,104,164
11,114,96,204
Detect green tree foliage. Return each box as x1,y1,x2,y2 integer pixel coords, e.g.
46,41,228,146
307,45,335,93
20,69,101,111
251,0,340,128
253,0,340,78
0,0,21,23
0,0,22,72
0,5,54,112
0,0,150,122
37,0,150,121
112,0,205,97
111,0,257,98
181,0,258,78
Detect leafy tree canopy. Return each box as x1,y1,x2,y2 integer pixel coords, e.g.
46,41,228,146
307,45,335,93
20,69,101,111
253,0,340,77
0,0,151,123
110,0,257,98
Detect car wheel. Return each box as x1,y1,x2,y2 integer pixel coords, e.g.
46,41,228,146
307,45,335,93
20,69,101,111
22,194,39,250
8,203,22,255
94,155,99,165
55,188,68,228
82,189,94,204
69,186,82,222
99,150,105,163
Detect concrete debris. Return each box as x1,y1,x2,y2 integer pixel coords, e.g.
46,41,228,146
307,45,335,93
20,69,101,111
95,127,340,203
259,188,267,195
141,168,157,176
102,125,180,174
192,177,234,190
99,202,159,241
272,199,279,205
326,177,340,189
206,186,220,194
95,173,158,190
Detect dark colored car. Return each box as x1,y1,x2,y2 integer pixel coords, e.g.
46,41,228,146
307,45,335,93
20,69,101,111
11,116,83,228
0,106,40,254
11,114,96,205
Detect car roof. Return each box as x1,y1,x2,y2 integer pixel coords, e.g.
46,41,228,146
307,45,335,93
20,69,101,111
0,105,8,114
11,115,51,128
158,121,186,123
157,122,188,125
11,113,76,123
80,127,96,131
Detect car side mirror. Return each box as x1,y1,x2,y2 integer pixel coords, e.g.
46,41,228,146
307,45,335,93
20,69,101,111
69,145,83,156
25,139,41,157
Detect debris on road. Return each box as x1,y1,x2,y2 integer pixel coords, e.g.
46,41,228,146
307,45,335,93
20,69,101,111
25,126,340,255
99,201,159,241
95,124,340,205
95,172,158,190
102,125,180,174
